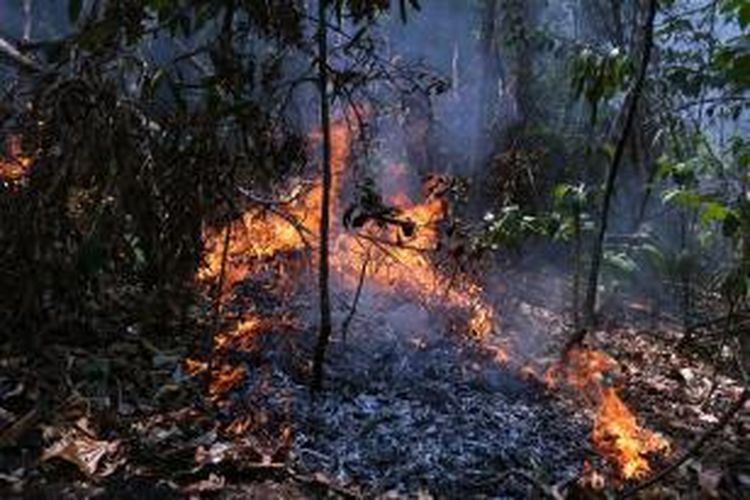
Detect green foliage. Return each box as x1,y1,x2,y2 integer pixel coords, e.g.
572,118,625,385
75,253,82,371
474,205,551,251
572,46,632,125
549,182,592,241
713,1,750,89
722,0,750,29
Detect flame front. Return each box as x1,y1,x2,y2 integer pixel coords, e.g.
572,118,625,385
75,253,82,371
594,387,670,479
199,117,496,343
546,348,669,480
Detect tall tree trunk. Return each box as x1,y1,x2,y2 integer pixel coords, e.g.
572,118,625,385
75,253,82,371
572,0,658,349
311,0,332,392
472,0,499,171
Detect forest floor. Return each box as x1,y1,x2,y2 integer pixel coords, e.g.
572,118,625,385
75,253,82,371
0,267,748,499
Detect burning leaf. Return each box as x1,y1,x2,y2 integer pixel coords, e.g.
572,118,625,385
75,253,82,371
208,364,246,398
184,358,208,376
225,416,253,436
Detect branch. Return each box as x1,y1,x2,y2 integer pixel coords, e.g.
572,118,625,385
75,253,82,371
340,246,371,342
0,36,45,73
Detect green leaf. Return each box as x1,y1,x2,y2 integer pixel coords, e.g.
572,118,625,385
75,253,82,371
604,251,639,274
700,201,731,225
663,188,704,207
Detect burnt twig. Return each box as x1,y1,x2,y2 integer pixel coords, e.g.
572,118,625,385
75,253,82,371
341,246,371,342
580,0,659,337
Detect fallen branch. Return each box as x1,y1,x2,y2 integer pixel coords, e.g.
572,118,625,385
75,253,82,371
354,231,432,254
619,386,750,499
238,184,312,208
0,408,38,448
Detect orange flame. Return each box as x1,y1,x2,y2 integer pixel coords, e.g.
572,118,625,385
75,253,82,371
208,364,246,398
594,387,670,479
546,348,669,480
0,135,32,182
199,115,496,341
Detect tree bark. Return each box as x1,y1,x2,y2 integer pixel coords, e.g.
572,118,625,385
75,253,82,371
576,0,658,345
311,0,333,392
472,0,499,173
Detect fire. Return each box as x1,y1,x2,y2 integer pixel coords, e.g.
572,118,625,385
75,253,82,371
546,348,669,480
0,134,32,182
199,115,497,343
193,109,672,486
214,316,264,352
594,387,670,479
208,364,246,398
192,110,502,484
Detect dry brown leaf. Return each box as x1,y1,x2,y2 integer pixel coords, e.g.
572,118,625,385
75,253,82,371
41,430,119,477
183,473,226,494
697,466,722,499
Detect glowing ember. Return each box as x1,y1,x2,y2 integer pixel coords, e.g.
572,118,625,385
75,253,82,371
184,358,208,376
225,416,253,436
546,348,669,480
0,135,32,182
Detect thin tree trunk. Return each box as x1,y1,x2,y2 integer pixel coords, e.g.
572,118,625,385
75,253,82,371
574,0,658,348
573,202,582,332
311,0,333,392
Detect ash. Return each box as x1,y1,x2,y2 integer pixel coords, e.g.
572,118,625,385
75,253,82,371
239,295,589,498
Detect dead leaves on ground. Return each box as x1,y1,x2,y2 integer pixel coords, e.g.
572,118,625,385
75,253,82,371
41,417,124,478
